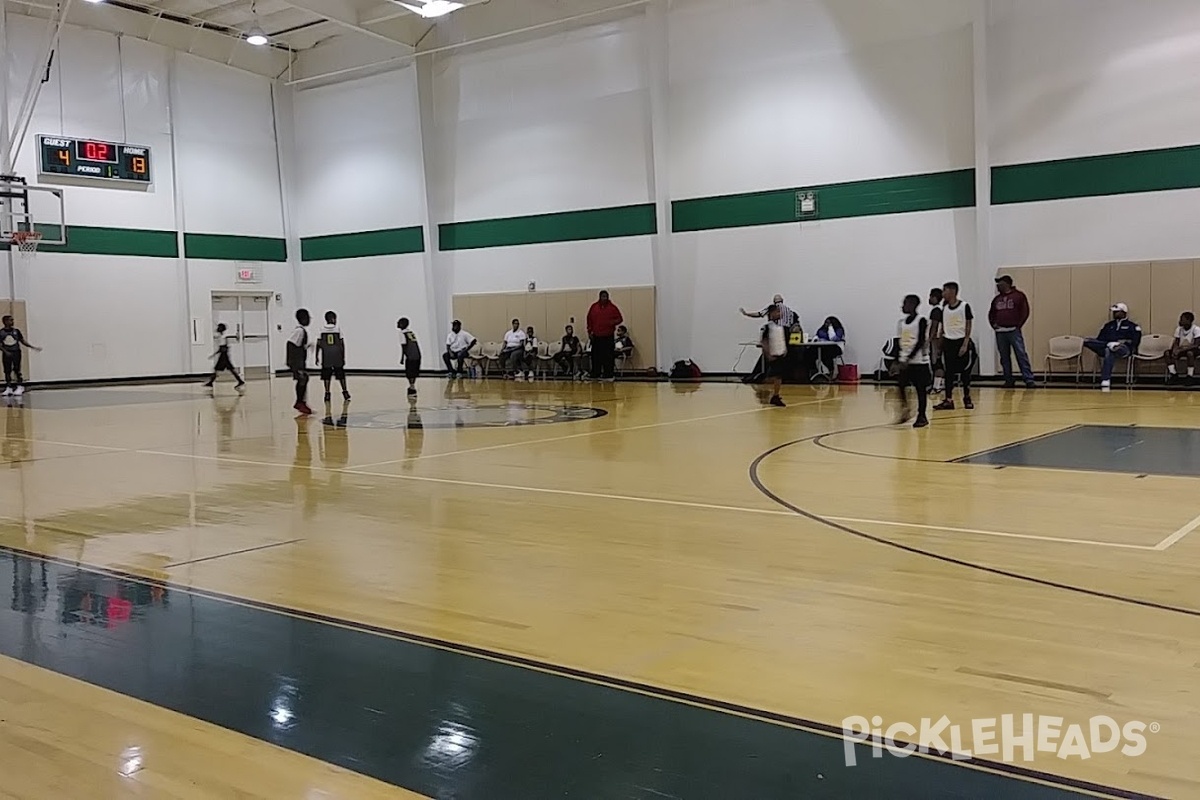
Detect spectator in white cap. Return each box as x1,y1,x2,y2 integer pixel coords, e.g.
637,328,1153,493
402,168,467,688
1082,302,1142,389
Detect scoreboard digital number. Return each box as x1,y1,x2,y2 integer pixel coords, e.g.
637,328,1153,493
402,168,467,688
37,135,152,184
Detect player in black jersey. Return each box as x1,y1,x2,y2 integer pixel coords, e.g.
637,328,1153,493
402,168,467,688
316,311,350,402
0,315,40,397
204,323,245,390
397,317,422,396
927,287,945,397
287,309,313,416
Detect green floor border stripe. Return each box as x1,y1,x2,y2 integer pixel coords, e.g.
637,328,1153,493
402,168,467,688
992,144,1200,204
672,169,975,233
439,203,656,251
183,233,287,262
301,226,424,261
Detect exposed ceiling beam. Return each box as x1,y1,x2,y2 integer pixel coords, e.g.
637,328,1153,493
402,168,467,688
193,0,249,21
273,0,415,47
3,0,292,77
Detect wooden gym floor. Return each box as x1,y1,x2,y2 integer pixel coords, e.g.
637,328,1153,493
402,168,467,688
0,376,1197,798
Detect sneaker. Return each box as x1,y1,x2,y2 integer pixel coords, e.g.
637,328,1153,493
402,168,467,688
514,374,524,382
769,395,786,407
343,391,351,401
2,388,11,397
1100,379,1111,390
913,416,929,429
324,392,332,403
294,402,313,416
1002,382,1016,389
1024,381,1037,389
896,405,913,425
963,397,974,410
13,386,24,397
527,371,534,380
603,377,616,383
407,386,417,396
932,399,955,411
203,382,214,389
235,381,246,390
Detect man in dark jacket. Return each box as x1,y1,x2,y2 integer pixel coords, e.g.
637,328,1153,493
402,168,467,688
988,275,1036,388
1083,303,1143,389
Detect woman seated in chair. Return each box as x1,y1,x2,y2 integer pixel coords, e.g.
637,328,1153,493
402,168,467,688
815,316,846,374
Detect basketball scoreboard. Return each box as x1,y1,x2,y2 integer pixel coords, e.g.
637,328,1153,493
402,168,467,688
37,135,152,185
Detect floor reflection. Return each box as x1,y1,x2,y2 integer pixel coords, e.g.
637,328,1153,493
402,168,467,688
0,547,1088,800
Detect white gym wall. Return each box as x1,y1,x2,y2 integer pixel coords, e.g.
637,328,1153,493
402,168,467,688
3,14,293,382
989,0,1200,267
5,0,1200,381
292,68,431,370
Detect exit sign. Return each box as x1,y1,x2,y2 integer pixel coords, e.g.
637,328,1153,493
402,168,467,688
235,265,261,284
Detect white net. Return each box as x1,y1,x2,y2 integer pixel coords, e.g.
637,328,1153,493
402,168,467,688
11,231,42,260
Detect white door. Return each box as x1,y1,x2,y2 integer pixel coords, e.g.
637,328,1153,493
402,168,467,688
211,294,241,364
240,295,271,374
210,293,273,377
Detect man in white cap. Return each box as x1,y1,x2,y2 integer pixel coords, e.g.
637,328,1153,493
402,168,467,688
1082,303,1142,389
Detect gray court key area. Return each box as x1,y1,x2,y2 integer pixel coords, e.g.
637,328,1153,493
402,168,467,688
959,425,1200,476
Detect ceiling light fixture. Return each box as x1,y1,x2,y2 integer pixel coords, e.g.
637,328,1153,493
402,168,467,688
397,0,464,19
245,0,269,46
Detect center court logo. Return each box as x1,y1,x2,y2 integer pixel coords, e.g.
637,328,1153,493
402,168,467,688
841,714,1157,767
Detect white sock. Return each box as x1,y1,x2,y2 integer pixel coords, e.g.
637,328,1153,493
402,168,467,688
932,376,944,392
1190,367,1195,377
1168,365,1177,375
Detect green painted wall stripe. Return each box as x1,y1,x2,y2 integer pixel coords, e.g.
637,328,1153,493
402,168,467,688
31,225,179,258
672,169,975,233
439,203,657,251
183,233,287,262
992,144,1200,205
301,227,424,261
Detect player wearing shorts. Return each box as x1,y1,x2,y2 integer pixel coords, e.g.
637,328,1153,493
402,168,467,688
316,311,350,402
0,315,40,397
287,309,313,416
1166,311,1200,386
397,317,422,396
760,303,787,407
894,294,931,429
204,323,245,390
927,287,944,397
933,281,976,411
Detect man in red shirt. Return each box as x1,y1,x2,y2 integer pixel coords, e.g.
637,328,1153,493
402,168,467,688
988,275,1036,388
586,290,623,382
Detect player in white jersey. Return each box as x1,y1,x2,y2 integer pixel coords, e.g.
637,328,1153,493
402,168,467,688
932,281,976,411
760,304,788,407
893,294,931,428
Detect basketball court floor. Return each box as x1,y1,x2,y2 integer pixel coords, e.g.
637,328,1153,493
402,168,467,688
0,375,1196,798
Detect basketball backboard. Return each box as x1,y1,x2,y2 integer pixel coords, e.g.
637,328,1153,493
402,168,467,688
0,175,65,246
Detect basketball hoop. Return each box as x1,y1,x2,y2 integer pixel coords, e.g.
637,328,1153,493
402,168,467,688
10,230,42,260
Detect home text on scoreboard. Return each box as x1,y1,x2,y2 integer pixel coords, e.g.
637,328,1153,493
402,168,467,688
37,135,152,185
